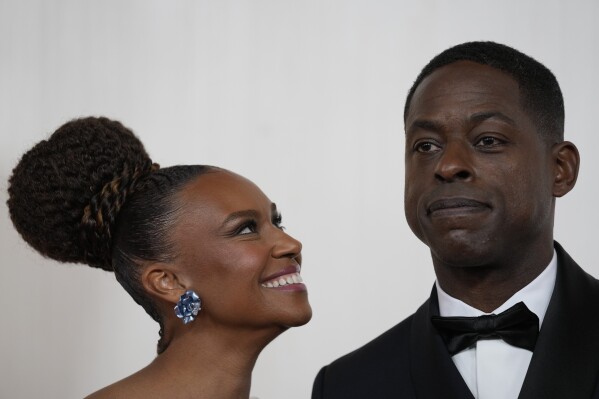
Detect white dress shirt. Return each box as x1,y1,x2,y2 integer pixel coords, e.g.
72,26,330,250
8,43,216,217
436,251,557,399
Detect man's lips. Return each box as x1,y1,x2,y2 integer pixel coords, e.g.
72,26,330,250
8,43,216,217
427,198,490,215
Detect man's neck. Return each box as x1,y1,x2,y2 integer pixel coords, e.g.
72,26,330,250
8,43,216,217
433,242,554,313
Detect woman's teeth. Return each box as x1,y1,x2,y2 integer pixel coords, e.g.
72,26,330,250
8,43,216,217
261,272,303,288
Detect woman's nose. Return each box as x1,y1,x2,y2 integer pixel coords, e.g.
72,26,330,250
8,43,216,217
271,229,302,259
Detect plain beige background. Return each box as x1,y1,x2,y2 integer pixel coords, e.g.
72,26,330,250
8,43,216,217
1,1,599,398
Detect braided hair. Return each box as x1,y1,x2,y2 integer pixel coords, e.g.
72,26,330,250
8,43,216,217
7,116,210,353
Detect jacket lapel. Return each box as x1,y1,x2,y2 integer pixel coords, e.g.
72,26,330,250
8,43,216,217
410,288,475,399
518,242,599,398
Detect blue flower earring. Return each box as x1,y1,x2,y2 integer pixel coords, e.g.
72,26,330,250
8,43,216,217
174,290,202,324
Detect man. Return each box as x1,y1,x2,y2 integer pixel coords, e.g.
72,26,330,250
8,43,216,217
312,41,599,399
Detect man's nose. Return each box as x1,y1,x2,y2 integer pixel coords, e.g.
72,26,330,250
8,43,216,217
434,141,474,182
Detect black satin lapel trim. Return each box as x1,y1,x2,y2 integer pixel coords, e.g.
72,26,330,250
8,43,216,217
410,287,475,399
519,242,599,399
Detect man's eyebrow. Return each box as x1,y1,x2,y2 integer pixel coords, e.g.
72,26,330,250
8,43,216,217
221,210,259,226
406,119,443,135
406,112,516,135
470,111,516,126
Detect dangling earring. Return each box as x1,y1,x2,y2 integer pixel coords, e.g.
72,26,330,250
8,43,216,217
174,290,202,324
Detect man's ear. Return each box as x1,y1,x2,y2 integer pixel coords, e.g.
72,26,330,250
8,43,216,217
141,264,187,305
552,141,580,198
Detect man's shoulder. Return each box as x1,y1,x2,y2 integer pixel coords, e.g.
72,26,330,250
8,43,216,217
327,313,414,370
312,312,419,399
555,242,599,300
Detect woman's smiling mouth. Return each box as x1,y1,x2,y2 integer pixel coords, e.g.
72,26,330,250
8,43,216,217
260,264,306,291
261,272,304,288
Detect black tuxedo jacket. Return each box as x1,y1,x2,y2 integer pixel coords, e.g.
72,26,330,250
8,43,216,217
312,243,599,398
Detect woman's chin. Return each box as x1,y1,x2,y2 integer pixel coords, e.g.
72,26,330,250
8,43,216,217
282,305,313,328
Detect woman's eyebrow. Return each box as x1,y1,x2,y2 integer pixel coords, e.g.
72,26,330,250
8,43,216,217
221,210,259,227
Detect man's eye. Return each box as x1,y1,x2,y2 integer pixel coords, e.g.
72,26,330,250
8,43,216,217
415,141,441,153
476,136,503,146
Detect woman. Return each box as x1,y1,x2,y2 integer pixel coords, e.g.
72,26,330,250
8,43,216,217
7,117,312,398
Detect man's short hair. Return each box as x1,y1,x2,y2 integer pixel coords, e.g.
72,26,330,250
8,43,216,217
403,41,564,143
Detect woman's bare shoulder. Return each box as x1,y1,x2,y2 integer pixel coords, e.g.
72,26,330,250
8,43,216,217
84,368,156,399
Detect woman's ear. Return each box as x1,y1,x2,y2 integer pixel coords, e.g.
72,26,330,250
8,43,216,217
141,264,187,305
552,141,580,198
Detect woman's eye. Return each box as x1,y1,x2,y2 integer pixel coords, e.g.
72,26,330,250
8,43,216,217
238,226,253,235
273,212,285,230
237,222,257,235
415,141,441,153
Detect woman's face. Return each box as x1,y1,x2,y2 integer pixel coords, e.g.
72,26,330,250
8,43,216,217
171,169,311,332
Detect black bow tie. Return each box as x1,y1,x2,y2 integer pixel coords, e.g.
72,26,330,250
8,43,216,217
431,301,539,355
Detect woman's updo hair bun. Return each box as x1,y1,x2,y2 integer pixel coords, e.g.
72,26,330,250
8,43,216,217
8,116,158,271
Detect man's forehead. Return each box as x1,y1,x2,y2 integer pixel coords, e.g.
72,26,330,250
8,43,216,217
406,61,521,122
416,61,517,95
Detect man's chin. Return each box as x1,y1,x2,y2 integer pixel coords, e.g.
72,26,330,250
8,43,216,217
427,236,497,269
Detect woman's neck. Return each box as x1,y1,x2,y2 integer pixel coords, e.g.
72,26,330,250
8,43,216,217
144,325,282,398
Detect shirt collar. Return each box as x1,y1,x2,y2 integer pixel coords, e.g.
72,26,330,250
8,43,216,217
436,250,557,328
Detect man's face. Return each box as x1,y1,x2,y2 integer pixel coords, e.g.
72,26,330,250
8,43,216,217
404,61,556,269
